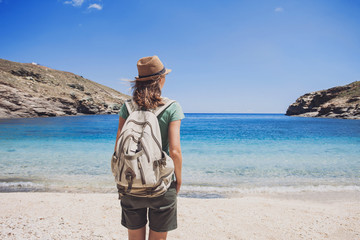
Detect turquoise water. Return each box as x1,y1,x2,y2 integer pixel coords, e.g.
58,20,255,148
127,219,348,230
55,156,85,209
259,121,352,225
0,114,359,197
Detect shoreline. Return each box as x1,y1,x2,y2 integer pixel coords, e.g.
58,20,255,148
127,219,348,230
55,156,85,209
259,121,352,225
1,181,360,200
1,189,360,201
1,192,359,240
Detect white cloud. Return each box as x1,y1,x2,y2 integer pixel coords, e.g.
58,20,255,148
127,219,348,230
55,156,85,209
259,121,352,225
274,7,284,12
64,0,85,7
88,3,102,10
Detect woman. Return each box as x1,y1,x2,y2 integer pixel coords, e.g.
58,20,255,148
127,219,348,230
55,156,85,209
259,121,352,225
114,56,185,240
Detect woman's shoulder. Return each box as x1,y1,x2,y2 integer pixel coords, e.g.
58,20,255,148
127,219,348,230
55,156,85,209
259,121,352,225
162,97,182,110
162,97,185,121
118,101,129,119
162,97,182,106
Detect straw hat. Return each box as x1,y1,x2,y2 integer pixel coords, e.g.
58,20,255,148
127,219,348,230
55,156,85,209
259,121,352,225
135,56,171,81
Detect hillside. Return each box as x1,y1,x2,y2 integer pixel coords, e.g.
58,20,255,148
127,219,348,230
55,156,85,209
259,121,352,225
0,58,130,118
286,81,360,119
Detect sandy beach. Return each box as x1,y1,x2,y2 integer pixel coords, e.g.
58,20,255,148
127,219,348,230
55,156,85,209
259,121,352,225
0,192,359,240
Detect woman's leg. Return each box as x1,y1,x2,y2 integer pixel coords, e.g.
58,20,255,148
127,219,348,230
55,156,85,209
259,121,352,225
128,226,146,240
148,183,177,239
149,229,167,240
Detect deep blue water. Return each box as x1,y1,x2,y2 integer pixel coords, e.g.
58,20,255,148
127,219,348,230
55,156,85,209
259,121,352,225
0,114,359,197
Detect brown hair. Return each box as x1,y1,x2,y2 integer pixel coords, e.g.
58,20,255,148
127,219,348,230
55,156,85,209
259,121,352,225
131,75,164,110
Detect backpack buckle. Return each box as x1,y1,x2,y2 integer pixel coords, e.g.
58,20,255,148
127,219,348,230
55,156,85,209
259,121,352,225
125,168,136,193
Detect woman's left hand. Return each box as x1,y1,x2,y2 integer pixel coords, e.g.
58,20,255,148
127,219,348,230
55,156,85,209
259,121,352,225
175,180,181,194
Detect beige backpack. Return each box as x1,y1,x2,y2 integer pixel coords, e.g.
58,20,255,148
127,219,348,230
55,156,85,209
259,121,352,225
111,98,175,198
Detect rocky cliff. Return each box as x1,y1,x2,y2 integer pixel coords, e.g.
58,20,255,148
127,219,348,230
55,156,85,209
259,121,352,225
0,58,130,119
286,81,360,119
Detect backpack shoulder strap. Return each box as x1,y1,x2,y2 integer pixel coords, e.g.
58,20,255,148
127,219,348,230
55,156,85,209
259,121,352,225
154,97,176,117
124,99,137,115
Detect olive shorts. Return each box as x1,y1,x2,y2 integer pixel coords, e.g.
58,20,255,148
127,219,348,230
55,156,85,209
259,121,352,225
120,181,177,232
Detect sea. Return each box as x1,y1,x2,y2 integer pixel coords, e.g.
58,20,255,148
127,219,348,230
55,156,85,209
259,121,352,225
1,113,359,198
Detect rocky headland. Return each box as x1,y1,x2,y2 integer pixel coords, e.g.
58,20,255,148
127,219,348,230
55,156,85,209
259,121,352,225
286,81,360,119
0,58,130,119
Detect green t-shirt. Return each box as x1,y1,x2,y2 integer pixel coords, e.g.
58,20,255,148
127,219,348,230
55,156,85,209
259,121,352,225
118,99,185,155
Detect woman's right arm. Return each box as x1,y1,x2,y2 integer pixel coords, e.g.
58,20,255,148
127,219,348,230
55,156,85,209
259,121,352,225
114,116,126,152
168,120,183,194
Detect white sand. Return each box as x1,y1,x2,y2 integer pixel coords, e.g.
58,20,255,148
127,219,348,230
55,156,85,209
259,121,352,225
0,192,359,240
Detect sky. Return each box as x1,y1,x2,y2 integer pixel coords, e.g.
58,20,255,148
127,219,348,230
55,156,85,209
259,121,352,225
0,0,360,113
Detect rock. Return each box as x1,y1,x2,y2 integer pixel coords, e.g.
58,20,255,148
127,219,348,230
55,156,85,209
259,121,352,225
76,99,100,114
347,97,360,103
67,83,84,91
0,58,130,119
10,68,42,81
286,81,360,119
111,103,122,111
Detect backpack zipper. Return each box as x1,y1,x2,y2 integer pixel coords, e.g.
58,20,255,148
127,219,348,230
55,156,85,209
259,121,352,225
137,158,146,185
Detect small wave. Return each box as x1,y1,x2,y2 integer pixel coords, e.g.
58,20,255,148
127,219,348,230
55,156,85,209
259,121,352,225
0,181,45,192
181,185,360,196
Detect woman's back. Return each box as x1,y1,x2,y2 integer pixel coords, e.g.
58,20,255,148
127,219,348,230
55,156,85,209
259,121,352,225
117,98,184,154
113,55,184,240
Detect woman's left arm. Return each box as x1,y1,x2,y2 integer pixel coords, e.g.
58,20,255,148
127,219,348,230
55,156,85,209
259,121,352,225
168,120,183,194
